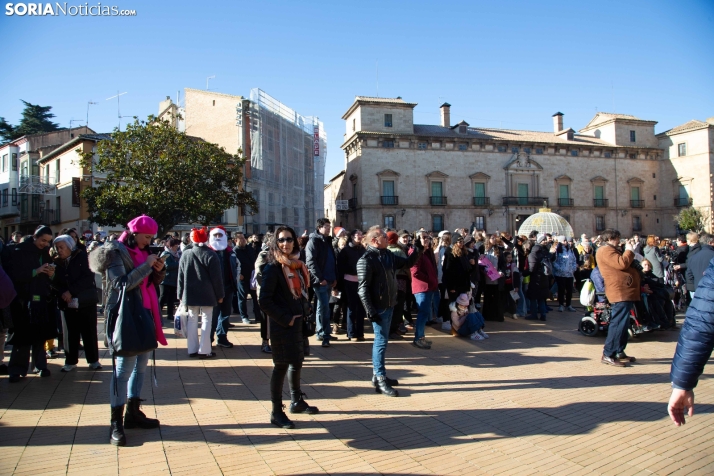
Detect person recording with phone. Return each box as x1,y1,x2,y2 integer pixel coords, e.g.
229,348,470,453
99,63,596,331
6,226,58,382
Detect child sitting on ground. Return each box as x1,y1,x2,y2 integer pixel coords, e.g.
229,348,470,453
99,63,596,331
450,293,489,340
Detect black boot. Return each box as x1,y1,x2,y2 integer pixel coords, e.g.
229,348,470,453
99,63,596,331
270,404,295,429
124,397,160,429
110,405,126,446
290,392,319,414
375,375,399,397
371,375,399,387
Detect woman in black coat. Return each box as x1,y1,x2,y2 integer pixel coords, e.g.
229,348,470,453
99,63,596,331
53,235,101,372
442,235,473,305
526,235,555,321
6,226,58,382
259,226,319,429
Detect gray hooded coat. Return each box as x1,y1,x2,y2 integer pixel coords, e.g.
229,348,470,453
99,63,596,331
177,244,224,307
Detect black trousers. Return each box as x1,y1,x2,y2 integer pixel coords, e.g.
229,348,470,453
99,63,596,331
390,290,406,334
270,361,303,412
159,285,177,320
9,338,47,376
64,306,99,366
555,276,574,307
438,283,450,318
482,284,505,322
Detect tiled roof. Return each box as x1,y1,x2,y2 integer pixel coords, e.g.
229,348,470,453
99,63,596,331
657,119,711,136
39,133,112,163
581,112,656,131
412,124,618,147
354,96,408,104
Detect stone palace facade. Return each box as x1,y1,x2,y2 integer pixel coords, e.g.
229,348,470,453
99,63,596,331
324,96,713,237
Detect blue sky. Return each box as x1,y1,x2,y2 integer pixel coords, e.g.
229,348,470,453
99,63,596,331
1,0,713,181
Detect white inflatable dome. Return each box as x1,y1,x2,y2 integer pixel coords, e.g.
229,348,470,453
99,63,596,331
517,209,574,239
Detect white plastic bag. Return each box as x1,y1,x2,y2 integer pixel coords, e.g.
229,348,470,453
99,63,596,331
174,304,189,338
579,279,595,307
509,289,520,302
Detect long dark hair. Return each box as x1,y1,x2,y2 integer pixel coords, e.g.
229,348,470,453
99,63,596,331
268,226,298,263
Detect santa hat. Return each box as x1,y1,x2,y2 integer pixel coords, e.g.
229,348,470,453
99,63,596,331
191,227,209,244
334,227,347,237
210,225,226,236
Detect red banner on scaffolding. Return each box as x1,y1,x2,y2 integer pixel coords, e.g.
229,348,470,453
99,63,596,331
313,126,319,156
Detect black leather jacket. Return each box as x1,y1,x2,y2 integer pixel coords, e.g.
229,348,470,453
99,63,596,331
357,243,422,319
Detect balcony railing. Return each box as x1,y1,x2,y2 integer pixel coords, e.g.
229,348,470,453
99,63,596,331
557,198,574,207
381,196,399,206
674,197,692,207
593,199,609,208
430,196,447,206
502,197,548,207
348,198,358,209
473,197,490,207
19,174,56,195
631,200,645,208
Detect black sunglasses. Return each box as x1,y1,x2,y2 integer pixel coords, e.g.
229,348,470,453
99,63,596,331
277,237,294,244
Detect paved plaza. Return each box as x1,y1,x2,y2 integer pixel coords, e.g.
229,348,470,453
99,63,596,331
1,308,712,476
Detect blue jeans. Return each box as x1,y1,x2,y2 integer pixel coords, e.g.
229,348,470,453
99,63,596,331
529,299,547,318
211,289,233,342
110,351,150,407
238,279,261,322
604,301,633,357
516,281,527,316
314,284,332,340
414,291,440,341
456,312,485,336
371,308,393,377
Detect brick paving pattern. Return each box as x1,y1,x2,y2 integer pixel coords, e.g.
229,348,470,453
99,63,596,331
1,307,713,475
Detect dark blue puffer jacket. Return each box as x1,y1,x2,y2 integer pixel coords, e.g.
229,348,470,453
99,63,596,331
670,256,714,390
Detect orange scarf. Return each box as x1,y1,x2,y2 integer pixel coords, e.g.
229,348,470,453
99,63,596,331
274,251,310,299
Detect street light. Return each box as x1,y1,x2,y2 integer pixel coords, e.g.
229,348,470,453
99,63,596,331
206,75,215,90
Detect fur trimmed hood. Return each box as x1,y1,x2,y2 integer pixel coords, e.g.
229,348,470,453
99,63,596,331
89,240,134,275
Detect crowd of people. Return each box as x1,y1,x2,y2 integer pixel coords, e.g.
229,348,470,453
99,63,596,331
2,216,714,441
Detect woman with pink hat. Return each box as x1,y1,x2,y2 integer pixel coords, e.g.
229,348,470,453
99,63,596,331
90,214,167,446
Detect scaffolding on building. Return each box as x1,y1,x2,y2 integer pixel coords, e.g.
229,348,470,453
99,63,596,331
246,88,326,234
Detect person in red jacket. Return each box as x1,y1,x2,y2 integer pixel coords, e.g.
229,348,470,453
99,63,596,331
409,231,439,349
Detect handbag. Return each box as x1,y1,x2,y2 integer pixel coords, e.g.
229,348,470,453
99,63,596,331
105,277,158,357
174,304,188,338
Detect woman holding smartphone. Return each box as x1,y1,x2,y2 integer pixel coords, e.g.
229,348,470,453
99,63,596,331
259,225,318,429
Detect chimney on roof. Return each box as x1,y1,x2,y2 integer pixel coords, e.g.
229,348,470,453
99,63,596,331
440,103,451,128
553,112,564,134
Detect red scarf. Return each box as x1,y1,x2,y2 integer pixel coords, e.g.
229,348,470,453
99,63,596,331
274,251,310,299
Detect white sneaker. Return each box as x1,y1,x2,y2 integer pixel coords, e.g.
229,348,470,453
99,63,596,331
558,305,564,312
567,306,577,312
441,322,452,331
470,331,485,340
61,365,76,372
478,329,489,339
89,361,102,370
512,314,520,320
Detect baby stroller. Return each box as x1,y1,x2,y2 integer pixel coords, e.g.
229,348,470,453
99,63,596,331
579,293,647,338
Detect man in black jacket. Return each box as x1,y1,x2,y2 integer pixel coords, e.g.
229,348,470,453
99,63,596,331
306,218,338,347
234,232,261,325
357,226,423,397
685,233,714,295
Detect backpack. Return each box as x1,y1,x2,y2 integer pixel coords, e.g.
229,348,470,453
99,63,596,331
579,279,596,307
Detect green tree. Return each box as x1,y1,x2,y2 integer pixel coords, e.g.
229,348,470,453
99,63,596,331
0,100,61,142
675,207,705,233
79,115,256,236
